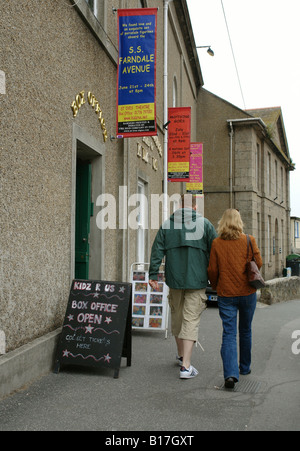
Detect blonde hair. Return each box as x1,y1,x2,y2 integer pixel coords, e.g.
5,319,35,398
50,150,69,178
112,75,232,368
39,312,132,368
217,209,244,240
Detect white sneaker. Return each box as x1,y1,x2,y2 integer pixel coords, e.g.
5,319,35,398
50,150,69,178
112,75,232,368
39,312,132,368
180,365,199,379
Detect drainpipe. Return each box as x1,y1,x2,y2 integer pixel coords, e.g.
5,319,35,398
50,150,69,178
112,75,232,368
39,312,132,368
229,121,234,209
163,0,169,222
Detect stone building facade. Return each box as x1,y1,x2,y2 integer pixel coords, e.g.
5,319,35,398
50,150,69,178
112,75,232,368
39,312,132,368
0,0,202,354
198,89,294,281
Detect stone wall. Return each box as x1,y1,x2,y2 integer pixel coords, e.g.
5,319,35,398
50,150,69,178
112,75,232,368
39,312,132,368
260,276,300,305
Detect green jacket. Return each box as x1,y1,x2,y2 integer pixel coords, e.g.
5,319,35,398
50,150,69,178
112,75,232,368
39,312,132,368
149,208,217,289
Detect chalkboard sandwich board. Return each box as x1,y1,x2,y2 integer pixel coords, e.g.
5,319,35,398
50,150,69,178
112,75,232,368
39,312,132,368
54,280,132,378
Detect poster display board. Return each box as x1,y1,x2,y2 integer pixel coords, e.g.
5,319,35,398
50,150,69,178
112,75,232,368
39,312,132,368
117,8,157,138
54,280,132,378
131,264,169,333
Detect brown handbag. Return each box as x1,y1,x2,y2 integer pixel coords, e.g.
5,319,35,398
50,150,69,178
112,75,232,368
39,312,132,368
246,235,265,289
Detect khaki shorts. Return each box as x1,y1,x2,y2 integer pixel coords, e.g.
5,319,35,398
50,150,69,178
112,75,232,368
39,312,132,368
168,288,207,342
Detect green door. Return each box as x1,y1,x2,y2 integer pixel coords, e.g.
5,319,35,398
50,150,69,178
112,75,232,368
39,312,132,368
75,161,92,279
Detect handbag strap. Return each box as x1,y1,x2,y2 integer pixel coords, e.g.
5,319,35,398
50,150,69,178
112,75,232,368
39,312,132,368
246,234,256,263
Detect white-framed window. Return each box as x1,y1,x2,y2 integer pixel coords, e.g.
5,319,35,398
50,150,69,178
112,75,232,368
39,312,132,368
267,215,272,262
267,152,271,196
256,143,260,190
295,221,299,239
257,212,261,249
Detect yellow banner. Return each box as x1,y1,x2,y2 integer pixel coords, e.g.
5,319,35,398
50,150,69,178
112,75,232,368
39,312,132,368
186,183,203,192
118,103,155,122
168,162,189,172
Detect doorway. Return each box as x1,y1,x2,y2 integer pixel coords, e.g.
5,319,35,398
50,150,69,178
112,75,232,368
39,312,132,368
72,124,106,281
75,160,92,279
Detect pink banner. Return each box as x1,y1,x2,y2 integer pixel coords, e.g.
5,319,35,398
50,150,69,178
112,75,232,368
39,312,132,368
186,143,203,194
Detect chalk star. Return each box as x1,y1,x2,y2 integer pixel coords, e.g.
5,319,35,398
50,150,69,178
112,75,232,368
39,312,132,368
104,353,111,363
119,286,126,293
85,324,94,334
63,350,70,358
93,292,100,298
67,314,74,321
105,316,112,324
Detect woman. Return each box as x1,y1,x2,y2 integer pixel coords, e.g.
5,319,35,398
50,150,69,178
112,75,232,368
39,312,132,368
208,209,263,389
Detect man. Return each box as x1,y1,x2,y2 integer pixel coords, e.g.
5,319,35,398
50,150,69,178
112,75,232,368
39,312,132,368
149,194,217,379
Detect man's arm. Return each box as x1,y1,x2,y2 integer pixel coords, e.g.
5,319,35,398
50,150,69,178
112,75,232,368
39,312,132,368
206,220,218,252
149,227,165,290
207,241,219,290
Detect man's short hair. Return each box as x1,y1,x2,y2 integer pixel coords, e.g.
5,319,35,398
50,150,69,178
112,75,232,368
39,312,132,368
180,194,197,209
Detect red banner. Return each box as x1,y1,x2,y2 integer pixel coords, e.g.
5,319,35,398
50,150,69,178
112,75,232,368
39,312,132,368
168,107,191,181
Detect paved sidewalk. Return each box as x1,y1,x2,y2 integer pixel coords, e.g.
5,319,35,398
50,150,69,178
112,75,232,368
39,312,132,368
0,300,299,431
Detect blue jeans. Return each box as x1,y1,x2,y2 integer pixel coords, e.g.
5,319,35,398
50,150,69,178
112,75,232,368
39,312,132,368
218,293,257,381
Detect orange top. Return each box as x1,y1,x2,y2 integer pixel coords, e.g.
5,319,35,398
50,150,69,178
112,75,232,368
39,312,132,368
207,234,263,297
